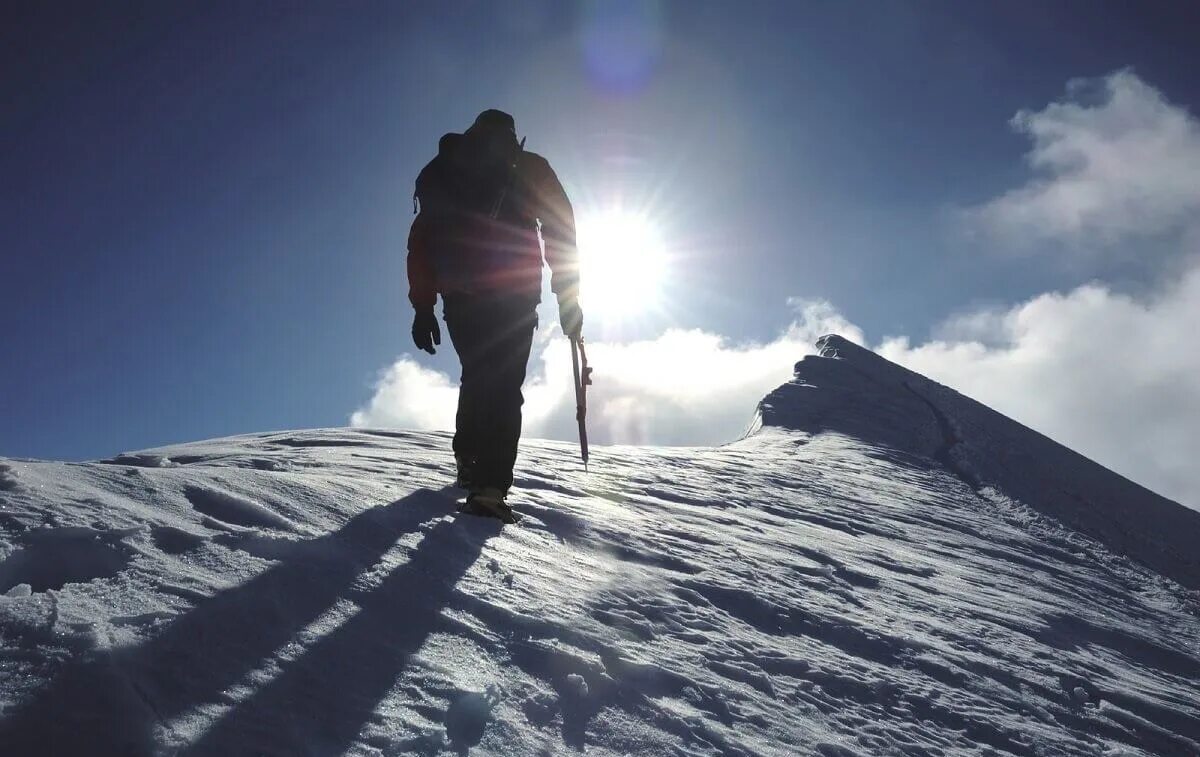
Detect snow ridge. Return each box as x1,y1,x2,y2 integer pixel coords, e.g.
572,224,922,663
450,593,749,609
0,347,1198,755
758,334,1200,590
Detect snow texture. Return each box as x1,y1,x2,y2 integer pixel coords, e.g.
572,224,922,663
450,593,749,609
0,336,1198,756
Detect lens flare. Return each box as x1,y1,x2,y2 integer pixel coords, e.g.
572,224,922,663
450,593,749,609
576,209,667,319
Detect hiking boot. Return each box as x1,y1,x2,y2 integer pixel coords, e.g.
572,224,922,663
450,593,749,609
454,454,477,489
463,486,520,524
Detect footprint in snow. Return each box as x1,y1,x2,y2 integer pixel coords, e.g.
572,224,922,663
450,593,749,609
521,690,559,728
103,453,177,468
150,525,208,555
444,684,503,751
0,463,19,491
0,527,135,594
564,673,589,697
183,485,293,531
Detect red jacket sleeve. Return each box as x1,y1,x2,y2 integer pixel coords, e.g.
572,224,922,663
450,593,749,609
407,160,439,311
532,158,579,300
407,212,437,310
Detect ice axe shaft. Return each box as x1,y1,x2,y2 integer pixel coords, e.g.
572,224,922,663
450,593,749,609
570,336,592,470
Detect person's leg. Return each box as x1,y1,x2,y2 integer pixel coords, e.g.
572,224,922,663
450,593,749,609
471,298,537,495
442,296,487,473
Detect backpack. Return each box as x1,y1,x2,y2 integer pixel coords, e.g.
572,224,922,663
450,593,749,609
411,131,541,297
413,132,525,221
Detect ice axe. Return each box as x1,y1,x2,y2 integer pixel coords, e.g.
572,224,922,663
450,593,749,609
570,335,593,470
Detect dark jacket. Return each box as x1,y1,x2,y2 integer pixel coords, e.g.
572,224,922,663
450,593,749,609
407,132,577,310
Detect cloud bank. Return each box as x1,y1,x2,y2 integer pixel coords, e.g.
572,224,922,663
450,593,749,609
967,69,1200,250
356,71,1199,509
900,70,1200,508
352,301,862,448
881,261,1200,509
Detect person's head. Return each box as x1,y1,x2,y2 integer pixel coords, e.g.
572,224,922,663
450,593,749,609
469,109,516,135
466,109,519,163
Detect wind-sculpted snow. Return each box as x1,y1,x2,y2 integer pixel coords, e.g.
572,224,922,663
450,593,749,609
760,334,1200,590
0,356,1198,754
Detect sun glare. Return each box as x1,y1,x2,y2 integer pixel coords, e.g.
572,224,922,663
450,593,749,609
575,209,668,318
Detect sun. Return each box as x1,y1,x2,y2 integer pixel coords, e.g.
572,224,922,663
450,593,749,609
575,209,668,318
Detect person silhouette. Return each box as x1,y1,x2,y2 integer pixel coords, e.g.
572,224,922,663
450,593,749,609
407,109,582,521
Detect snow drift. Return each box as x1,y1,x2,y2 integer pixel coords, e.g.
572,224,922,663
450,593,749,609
0,336,1198,756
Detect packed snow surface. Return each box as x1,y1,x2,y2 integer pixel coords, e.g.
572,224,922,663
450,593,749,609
1,336,1198,756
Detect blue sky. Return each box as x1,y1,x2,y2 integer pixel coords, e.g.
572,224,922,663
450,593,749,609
3,2,1199,505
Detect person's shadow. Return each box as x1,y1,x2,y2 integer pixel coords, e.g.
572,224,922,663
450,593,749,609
0,487,498,755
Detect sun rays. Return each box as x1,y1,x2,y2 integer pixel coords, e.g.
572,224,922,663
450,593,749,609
575,207,670,322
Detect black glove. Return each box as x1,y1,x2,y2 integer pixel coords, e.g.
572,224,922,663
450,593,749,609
412,308,441,354
558,295,583,339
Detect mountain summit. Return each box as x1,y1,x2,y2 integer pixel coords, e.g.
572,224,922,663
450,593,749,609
1,338,1198,755
760,334,1200,590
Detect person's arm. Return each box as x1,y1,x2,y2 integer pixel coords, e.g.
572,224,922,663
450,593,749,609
406,212,437,311
407,165,440,354
533,158,583,337
536,159,578,299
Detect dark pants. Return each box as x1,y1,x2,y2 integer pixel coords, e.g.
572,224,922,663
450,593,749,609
442,293,537,494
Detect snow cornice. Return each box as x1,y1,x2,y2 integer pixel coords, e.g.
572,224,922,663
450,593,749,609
755,335,1200,590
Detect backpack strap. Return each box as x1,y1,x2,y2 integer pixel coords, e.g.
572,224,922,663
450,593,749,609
489,136,526,220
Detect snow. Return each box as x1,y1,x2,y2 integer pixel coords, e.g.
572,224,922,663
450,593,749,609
1,336,1199,755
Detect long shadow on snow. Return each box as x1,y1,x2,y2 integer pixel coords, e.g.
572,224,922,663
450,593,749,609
0,487,481,756
183,500,499,755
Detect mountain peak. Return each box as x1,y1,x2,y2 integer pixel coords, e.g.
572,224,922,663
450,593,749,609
815,332,861,359
756,335,1200,590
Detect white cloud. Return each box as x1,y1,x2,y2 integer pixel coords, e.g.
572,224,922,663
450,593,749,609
918,69,1200,509
350,299,861,447
967,70,1200,249
880,256,1200,510
349,360,459,431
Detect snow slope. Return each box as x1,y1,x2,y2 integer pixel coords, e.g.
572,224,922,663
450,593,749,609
1,336,1198,756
